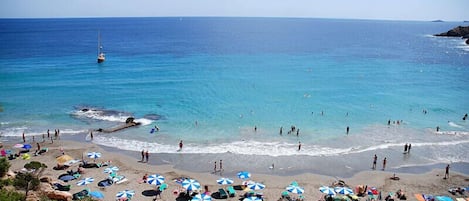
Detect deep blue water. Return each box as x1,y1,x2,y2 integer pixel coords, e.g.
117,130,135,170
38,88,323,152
0,18,468,173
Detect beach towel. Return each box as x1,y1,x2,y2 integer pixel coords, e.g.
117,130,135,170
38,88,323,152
414,194,425,201
436,196,454,201
227,186,236,197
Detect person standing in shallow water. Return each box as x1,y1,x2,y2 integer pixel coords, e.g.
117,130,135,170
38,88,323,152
298,141,301,151
372,154,377,170
382,157,387,171
145,150,149,163
346,126,350,135
179,140,183,151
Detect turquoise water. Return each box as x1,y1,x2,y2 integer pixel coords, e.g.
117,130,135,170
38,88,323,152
0,18,468,171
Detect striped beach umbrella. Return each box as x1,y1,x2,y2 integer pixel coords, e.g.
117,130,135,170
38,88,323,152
103,166,119,173
147,174,165,185
286,185,304,194
217,177,234,185
237,171,251,180
76,177,94,186
191,193,212,201
335,186,353,195
182,178,201,191
243,197,261,201
116,190,135,200
247,182,265,191
87,152,101,159
319,186,336,196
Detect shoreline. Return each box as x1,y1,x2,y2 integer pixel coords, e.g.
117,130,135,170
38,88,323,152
2,137,469,201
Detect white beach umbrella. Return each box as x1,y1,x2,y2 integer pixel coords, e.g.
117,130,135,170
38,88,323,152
76,177,94,186
237,171,251,180
116,190,135,200
319,186,336,196
286,185,304,194
147,174,165,186
191,193,212,201
334,186,354,195
247,182,265,191
103,166,119,173
217,177,234,185
182,178,201,191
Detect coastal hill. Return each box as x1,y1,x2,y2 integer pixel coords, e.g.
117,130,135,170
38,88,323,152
434,26,469,45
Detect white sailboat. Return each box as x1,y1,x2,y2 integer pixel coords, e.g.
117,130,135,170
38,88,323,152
97,31,105,63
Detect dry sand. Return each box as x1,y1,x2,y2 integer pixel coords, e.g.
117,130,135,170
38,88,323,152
4,139,469,201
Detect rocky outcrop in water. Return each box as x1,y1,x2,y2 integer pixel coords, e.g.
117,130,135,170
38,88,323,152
434,26,469,45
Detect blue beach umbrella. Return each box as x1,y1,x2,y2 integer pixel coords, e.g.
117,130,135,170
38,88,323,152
335,186,354,195
77,177,94,186
237,171,251,180
319,186,336,196
103,166,119,173
191,193,212,201
247,182,265,191
116,190,135,200
182,178,201,191
217,177,234,185
147,174,165,186
22,144,32,150
286,185,304,194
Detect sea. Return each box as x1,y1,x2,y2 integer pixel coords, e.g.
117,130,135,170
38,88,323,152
0,17,468,177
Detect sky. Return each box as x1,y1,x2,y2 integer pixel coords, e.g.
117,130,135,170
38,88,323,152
0,0,468,21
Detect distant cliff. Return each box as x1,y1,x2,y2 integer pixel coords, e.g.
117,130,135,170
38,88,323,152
435,26,469,45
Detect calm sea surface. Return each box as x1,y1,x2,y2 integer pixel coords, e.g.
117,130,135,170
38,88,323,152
1,17,468,175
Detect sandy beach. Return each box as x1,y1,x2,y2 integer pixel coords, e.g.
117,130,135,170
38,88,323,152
2,136,468,201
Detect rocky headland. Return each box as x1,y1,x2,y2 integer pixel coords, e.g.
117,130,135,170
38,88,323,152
434,26,469,45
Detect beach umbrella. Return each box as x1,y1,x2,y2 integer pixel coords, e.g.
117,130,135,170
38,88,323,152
335,186,354,195
147,174,165,186
103,166,119,173
237,171,251,180
14,144,24,148
56,155,74,164
319,186,336,196
182,178,201,191
89,191,104,199
59,175,75,182
22,144,32,150
247,182,265,191
116,190,135,200
87,152,101,160
191,193,212,201
286,185,304,194
77,177,94,186
243,197,261,201
217,177,234,185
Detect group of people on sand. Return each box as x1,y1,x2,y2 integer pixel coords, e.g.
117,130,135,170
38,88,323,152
140,150,150,163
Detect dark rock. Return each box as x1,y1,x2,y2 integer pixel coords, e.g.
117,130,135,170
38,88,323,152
434,26,469,37
466,39,469,45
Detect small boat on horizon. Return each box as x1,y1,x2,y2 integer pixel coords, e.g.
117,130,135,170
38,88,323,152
97,31,105,63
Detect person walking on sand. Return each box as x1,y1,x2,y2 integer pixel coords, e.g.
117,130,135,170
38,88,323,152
213,161,217,173
372,154,377,170
145,150,149,163
141,150,145,162
219,159,223,171
179,140,183,151
90,131,93,141
298,141,301,151
42,133,45,142
404,143,408,153
444,164,450,179
382,157,387,171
